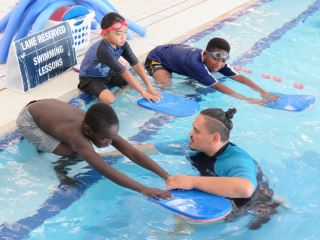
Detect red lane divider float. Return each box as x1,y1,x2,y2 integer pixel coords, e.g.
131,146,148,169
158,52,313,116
293,82,304,89
260,73,271,79
233,65,242,71
242,68,253,73
232,65,304,90
271,76,282,82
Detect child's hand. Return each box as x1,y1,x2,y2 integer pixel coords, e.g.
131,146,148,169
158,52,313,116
261,92,279,102
245,97,266,105
142,91,161,102
147,86,162,99
141,187,172,200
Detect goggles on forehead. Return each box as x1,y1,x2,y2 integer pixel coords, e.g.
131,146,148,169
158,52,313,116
100,20,128,35
207,51,230,62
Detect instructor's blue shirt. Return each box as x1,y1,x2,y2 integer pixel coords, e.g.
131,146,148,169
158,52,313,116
190,143,258,190
146,44,237,86
215,143,257,189
155,140,257,189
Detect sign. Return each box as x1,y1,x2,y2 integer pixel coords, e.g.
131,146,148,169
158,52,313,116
7,22,77,92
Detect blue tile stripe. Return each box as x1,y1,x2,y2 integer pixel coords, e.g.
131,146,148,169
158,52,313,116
233,0,320,67
0,129,22,152
129,114,175,142
2,0,320,239
0,156,119,240
181,0,275,45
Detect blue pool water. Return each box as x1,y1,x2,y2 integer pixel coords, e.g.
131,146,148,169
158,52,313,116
1,0,320,239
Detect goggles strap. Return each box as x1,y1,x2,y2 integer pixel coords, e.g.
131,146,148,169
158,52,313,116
100,21,128,35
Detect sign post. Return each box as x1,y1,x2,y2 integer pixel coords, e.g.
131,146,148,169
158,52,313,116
6,22,77,92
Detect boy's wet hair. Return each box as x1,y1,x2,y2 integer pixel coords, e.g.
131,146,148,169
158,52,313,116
200,108,237,141
206,37,231,53
101,12,125,29
84,103,119,133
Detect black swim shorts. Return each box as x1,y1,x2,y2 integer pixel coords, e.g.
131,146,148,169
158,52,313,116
144,58,170,76
78,70,128,97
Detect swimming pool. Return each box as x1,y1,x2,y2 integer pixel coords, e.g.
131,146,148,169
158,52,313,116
1,0,320,239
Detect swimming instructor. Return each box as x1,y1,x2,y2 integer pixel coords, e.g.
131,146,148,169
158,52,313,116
165,108,280,229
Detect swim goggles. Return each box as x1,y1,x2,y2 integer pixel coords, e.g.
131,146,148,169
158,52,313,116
207,51,230,62
100,20,128,34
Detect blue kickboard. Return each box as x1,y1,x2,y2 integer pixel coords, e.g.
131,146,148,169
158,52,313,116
149,189,232,222
137,91,199,117
264,92,315,112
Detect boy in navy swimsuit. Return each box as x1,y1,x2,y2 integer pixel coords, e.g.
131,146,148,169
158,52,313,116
79,13,161,104
145,38,278,105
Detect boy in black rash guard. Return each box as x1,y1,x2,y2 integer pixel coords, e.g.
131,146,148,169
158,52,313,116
79,12,161,104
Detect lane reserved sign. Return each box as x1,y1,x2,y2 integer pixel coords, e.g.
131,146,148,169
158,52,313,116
7,22,77,92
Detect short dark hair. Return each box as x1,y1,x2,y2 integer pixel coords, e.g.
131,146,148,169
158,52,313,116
200,108,237,141
206,37,230,53
101,12,125,30
84,103,119,133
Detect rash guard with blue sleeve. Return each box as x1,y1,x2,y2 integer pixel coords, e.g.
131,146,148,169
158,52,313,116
189,143,257,190
80,39,139,78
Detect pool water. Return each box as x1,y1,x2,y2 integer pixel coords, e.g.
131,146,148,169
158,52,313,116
1,0,320,239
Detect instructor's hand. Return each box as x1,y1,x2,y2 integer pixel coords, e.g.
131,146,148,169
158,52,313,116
166,176,195,190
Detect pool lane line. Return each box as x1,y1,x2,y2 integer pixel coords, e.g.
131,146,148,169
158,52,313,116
181,0,275,45
232,0,320,66
0,155,120,240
